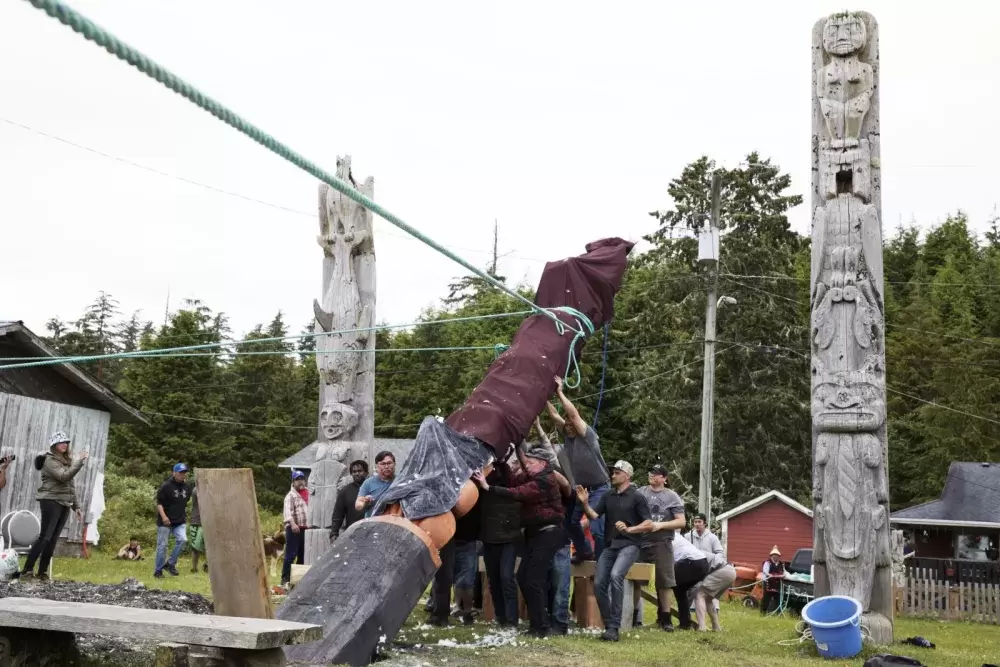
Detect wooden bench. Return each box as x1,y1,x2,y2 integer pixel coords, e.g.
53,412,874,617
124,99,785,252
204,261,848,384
476,557,655,630
0,597,322,667
571,561,654,630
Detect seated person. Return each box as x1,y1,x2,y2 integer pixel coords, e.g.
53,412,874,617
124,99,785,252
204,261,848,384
116,537,143,561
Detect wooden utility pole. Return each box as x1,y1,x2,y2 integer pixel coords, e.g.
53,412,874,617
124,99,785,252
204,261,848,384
698,172,722,525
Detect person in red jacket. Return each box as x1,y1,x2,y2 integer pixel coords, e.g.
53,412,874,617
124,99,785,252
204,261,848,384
473,443,570,638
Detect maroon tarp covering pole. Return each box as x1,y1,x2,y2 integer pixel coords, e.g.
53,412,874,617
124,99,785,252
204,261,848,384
281,238,634,667
446,237,634,457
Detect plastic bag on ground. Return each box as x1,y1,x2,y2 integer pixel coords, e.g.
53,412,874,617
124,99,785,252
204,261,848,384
373,417,493,521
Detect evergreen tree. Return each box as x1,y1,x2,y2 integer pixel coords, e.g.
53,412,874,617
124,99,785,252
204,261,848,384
110,301,233,479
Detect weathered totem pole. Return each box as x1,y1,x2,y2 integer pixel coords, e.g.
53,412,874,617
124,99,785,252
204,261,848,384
304,155,376,564
810,11,893,643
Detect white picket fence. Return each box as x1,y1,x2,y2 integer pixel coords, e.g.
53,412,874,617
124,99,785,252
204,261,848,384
898,572,1000,624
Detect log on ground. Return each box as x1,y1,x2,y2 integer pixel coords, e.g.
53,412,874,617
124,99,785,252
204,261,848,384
277,516,438,666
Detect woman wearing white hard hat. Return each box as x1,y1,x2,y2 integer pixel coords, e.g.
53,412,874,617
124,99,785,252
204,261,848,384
19,431,88,580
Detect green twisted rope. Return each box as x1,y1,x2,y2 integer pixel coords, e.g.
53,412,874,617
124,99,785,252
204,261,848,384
0,345,500,365
20,0,603,390
490,308,594,386
22,0,569,333
547,306,595,389
0,310,530,371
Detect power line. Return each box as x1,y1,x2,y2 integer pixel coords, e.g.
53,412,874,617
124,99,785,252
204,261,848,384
576,349,732,400
720,272,1000,290
145,411,314,430
0,115,556,265
0,310,532,370
887,324,1000,348
887,387,1000,427
144,410,424,431
138,340,711,394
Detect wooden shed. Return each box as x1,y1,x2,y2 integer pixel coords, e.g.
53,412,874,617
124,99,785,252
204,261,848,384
0,321,147,545
717,490,813,569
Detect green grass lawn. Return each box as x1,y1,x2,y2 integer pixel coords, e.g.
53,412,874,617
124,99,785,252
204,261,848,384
53,553,1000,666
391,604,1000,667
52,551,214,598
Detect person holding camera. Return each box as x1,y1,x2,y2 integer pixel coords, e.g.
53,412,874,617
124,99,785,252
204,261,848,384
20,431,88,580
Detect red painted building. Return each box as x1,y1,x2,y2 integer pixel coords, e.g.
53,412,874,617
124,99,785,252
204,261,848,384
717,490,814,569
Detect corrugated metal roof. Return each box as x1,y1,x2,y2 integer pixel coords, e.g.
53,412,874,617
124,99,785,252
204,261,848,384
0,321,148,424
280,437,414,469
891,462,1000,526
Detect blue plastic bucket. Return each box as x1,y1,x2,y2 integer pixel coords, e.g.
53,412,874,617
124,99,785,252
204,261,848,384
801,595,863,659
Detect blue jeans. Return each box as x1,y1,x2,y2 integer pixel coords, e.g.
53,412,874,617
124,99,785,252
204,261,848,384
594,543,640,630
483,542,518,626
453,540,478,590
155,524,187,573
281,525,305,585
548,544,571,627
569,483,608,559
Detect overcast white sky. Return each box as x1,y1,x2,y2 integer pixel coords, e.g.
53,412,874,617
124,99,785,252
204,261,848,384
2,1,998,339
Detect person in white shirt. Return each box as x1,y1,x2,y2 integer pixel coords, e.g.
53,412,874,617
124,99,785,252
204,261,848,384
685,513,723,559
691,547,736,632
670,533,709,630
684,513,724,612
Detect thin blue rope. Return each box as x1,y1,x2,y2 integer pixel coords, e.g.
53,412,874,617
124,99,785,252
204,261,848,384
592,321,611,428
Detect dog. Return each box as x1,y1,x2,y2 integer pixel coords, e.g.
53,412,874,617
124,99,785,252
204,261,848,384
262,529,286,580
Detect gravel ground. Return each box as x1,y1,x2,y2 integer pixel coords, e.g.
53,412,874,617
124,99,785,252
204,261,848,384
0,577,213,665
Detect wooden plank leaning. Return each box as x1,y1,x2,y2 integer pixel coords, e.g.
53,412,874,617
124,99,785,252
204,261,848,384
198,468,273,620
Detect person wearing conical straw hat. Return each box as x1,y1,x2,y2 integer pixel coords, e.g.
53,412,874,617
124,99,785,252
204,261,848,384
761,545,786,615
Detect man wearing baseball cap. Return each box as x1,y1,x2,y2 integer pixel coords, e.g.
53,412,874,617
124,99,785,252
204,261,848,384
575,459,652,642
634,463,687,631
280,469,310,588
154,463,192,578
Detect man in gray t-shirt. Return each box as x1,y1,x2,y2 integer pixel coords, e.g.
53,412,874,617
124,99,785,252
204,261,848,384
634,464,686,631
546,376,610,562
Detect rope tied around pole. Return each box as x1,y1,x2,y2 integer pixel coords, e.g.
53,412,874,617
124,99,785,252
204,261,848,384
545,306,595,389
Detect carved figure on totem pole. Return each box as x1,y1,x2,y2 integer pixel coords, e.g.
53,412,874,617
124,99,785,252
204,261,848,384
306,402,356,528
315,157,374,410
811,10,893,644
307,156,376,530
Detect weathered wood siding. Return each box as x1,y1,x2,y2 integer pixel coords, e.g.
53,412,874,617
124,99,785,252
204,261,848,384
0,393,108,542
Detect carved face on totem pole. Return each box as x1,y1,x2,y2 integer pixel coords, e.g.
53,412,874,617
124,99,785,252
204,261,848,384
812,379,885,433
823,15,867,56
320,401,359,442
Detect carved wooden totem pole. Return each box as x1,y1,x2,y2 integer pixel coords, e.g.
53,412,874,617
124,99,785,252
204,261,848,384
305,155,376,563
810,11,892,643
